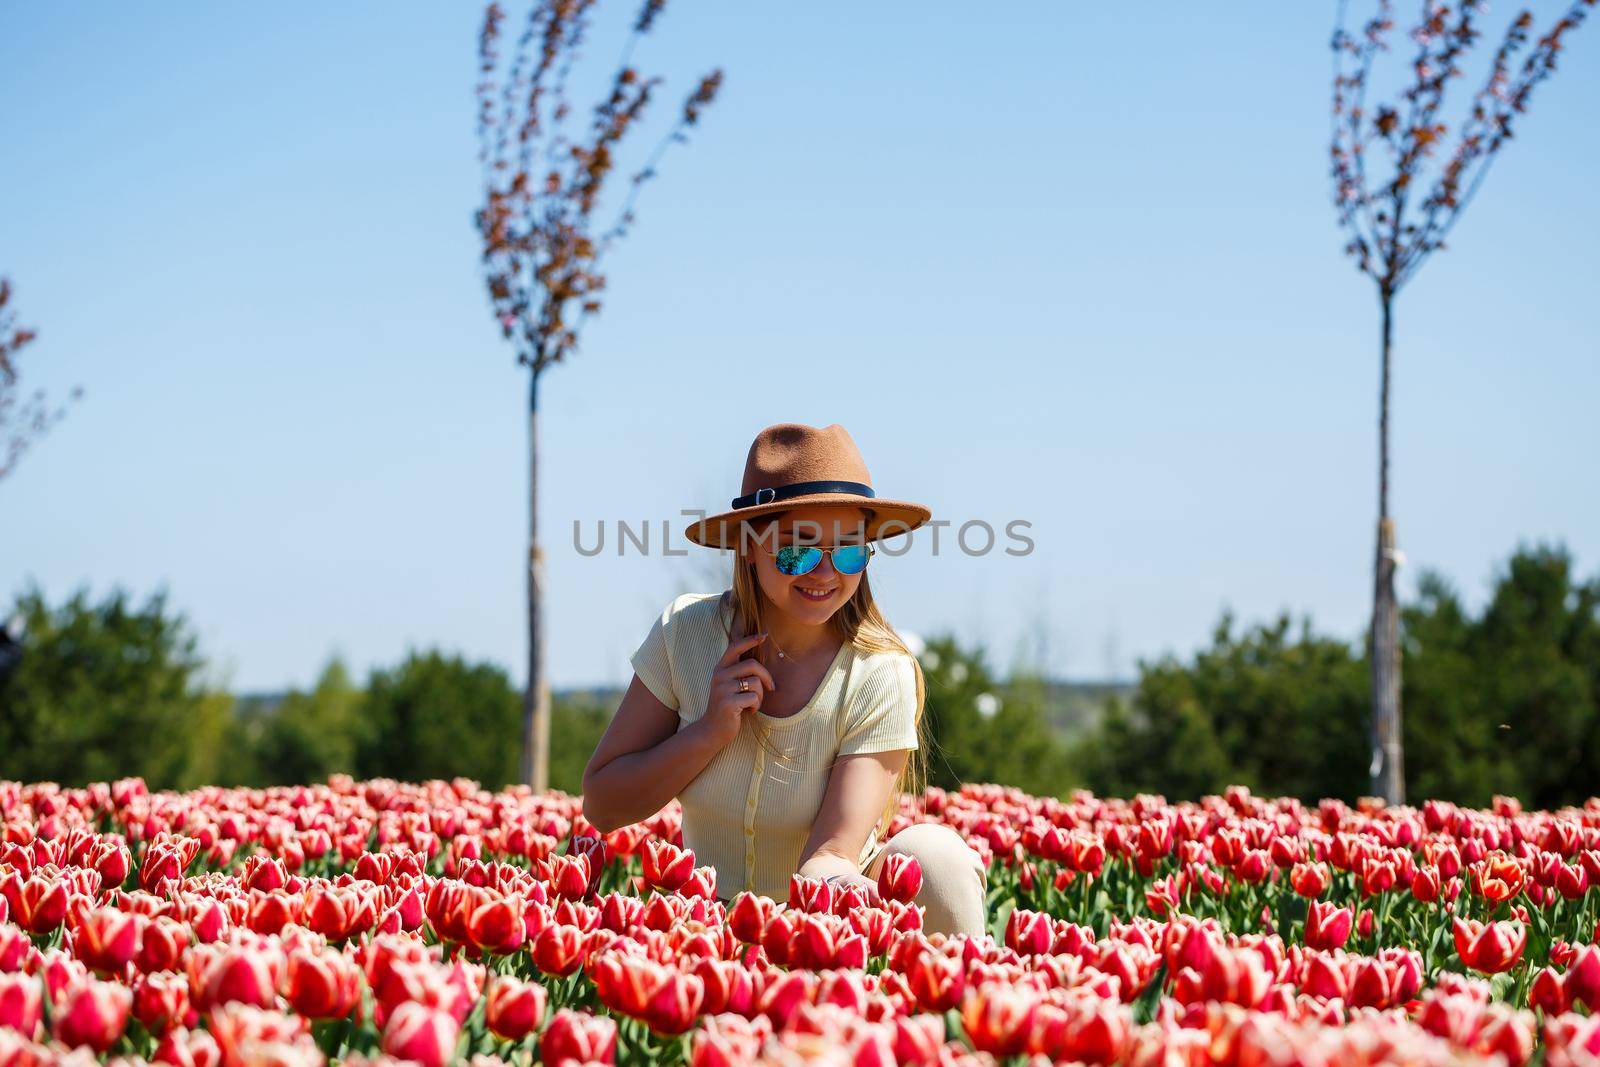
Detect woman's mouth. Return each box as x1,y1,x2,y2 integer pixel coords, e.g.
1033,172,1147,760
794,585,836,602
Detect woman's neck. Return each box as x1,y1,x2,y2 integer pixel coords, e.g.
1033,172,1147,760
763,611,840,661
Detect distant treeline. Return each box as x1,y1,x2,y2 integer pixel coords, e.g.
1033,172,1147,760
1,544,1595,807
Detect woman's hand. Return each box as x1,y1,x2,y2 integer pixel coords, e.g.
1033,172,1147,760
824,871,883,905
700,632,777,747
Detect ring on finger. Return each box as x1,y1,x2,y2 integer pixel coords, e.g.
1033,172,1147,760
738,679,750,693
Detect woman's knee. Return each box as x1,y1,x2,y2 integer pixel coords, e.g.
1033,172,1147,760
882,823,987,937
886,823,983,879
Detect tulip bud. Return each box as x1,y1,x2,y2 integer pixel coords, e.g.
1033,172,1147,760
1453,917,1527,974
486,975,548,1041
381,1001,461,1067
1304,901,1353,951
0,972,43,1039
541,1008,617,1066
877,853,923,904
53,979,133,1052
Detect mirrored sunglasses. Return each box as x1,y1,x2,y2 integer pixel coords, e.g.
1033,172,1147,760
773,543,874,577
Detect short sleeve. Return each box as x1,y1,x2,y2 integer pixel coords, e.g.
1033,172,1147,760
630,600,679,711
838,654,920,756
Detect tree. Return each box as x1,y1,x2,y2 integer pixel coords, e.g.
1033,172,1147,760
1075,545,1600,807
1329,0,1594,804
548,691,612,796
1403,545,1600,807
1077,613,1370,802
474,1,723,789
917,636,1070,799
0,277,80,481
0,585,223,788
252,658,363,787
353,650,523,787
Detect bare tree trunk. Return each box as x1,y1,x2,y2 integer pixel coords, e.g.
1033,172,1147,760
522,370,552,791
1370,294,1404,805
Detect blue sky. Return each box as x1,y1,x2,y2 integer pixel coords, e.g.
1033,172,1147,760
4,3,1597,693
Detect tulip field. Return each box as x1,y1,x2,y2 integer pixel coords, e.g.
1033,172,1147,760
1,779,1599,1067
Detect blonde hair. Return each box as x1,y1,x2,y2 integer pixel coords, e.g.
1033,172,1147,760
718,509,928,839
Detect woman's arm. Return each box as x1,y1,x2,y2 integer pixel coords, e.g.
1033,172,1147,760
796,748,909,892
581,633,775,833
579,675,722,833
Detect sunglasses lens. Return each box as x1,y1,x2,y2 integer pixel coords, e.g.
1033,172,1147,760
831,544,870,575
775,545,823,576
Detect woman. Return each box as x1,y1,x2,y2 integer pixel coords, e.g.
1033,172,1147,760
581,422,988,937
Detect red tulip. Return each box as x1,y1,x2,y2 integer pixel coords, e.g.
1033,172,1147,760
1304,901,1353,951
906,950,965,1012
1473,1006,1535,1067
132,971,192,1035
693,957,758,1017
1032,992,1129,1064
549,854,592,900
1005,908,1053,956
5,872,68,934
303,885,366,941
1565,943,1600,1011
1234,849,1271,885
1555,862,1589,901
962,985,1036,1057
242,855,289,892
137,916,189,974
541,1008,617,1065
1530,967,1570,1015
1068,832,1107,875
1411,865,1442,903
691,1014,770,1067
1471,853,1526,904
642,839,695,892
282,949,362,1019
894,1013,945,1065
877,852,923,903
681,866,717,900
198,945,281,1011
467,893,527,954
1198,945,1270,1008
53,979,133,1052
90,842,132,889
74,906,144,976
1271,837,1306,868
532,922,586,977
641,969,704,1035
486,974,548,1041
152,1027,223,1067
1453,917,1527,974
0,972,43,1039
788,912,838,970
245,890,302,935
381,1001,460,1067
788,873,834,914
1289,862,1329,898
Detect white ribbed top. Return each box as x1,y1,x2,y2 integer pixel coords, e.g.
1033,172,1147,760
629,591,920,901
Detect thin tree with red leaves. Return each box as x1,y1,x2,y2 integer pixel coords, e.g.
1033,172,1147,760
475,0,722,789
0,277,79,482
1329,0,1593,804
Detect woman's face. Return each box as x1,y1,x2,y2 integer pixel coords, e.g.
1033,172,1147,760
747,505,869,626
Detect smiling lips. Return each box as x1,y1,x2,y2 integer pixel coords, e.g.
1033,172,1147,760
794,585,836,602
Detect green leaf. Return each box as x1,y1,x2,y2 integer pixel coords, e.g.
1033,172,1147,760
1133,963,1168,1025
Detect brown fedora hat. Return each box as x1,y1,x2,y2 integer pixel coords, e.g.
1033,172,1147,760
684,423,932,550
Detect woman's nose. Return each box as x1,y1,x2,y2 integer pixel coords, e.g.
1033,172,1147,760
811,553,837,579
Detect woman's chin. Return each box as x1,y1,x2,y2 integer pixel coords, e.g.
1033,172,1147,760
787,585,839,617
